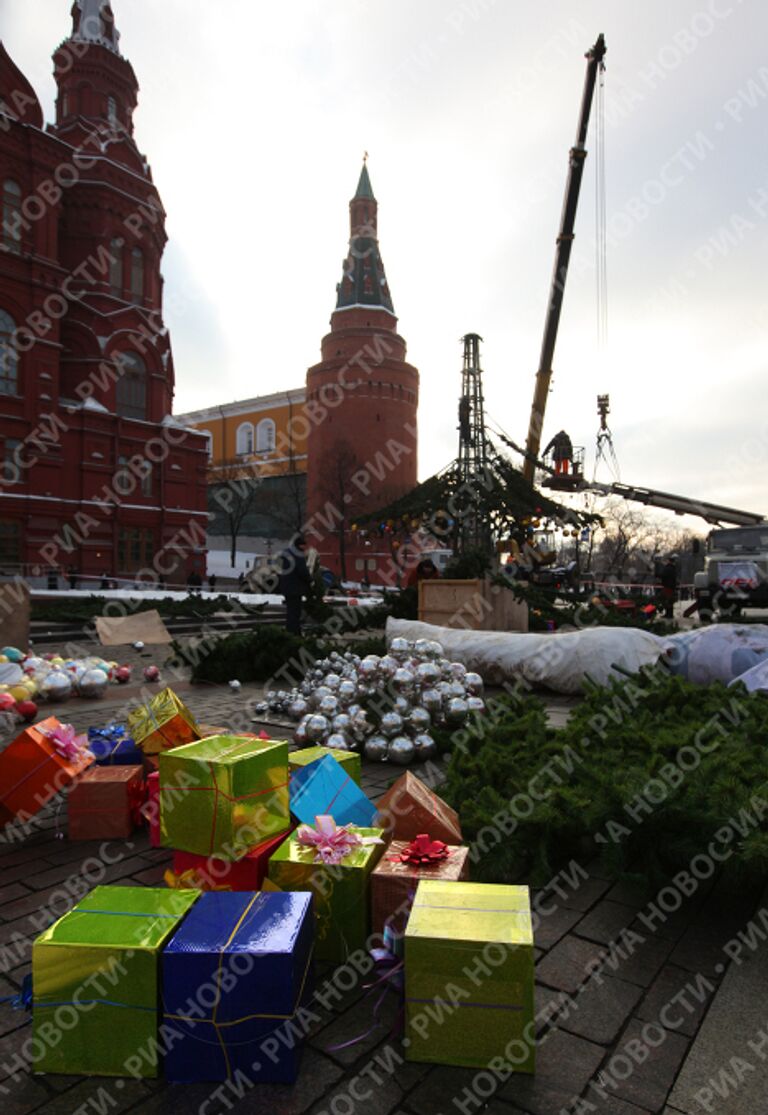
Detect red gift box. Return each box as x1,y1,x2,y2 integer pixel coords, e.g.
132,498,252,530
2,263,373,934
67,765,145,840
0,717,93,824
169,828,292,891
146,770,160,847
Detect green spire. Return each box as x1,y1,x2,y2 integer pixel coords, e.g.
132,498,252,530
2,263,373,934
354,161,375,200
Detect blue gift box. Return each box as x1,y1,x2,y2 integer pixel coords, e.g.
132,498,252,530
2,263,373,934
162,891,314,1083
289,754,376,828
87,725,143,766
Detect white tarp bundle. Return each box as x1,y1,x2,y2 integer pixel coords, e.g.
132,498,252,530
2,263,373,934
665,624,768,685
386,619,667,694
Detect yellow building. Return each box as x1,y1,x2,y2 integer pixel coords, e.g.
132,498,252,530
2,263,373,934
175,388,307,478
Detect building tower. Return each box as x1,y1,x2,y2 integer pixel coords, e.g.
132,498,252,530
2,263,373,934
456,333,491,553
305,162,419,582
0,1,208,583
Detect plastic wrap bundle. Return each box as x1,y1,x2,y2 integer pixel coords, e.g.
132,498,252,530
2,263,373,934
253,638,486,764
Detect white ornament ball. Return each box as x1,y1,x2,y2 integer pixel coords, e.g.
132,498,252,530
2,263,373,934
78,668,109,699
41,670,72,701
229,679,241,692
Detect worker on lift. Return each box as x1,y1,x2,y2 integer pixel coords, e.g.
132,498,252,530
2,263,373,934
543,430,573,475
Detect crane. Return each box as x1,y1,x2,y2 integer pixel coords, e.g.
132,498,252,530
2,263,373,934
522,32,607,487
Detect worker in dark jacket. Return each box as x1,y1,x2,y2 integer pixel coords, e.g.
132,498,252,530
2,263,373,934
543,430,573,475
658,555,678,619
277,536,313,635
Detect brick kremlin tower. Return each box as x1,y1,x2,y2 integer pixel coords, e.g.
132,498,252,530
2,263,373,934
306,163,419,583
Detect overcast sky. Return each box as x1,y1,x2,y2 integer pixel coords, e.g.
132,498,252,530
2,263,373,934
5,0,768,520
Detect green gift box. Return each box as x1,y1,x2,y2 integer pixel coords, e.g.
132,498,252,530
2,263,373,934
268,826,385,963
404,880,535,1072
32,885,199,1077
159,735,290,859
289,745,361,786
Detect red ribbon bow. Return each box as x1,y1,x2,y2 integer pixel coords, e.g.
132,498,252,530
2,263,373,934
390,833,450,866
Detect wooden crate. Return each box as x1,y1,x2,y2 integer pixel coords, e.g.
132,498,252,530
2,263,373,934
418,578,528,632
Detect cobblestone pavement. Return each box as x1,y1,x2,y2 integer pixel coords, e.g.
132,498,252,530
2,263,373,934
0,662,763,1114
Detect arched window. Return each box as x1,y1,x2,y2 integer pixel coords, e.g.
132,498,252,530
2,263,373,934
130,248,143,303
0,309,18,395
236,422,254,456
115,352,146,419
2,180,22,254
198,429,213,460
256,418,275,453
107,95,118,125
109,238,123,295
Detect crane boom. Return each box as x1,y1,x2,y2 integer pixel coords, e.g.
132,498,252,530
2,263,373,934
584,481,764,527
522,32,607,486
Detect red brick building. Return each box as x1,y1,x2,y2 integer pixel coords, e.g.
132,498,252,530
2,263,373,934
306,164,419,582
0,1,207,587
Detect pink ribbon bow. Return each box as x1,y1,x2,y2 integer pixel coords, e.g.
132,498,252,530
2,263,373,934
296,815,382,865
41,723,89,762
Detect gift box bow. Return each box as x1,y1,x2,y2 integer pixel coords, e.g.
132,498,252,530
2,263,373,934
164,867,231,892
296,814,383,865
88,723,134,747
40,723,91,762
390,833,450,867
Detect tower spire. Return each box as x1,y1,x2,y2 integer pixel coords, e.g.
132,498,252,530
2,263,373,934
336,161,393,314
70,1,121,55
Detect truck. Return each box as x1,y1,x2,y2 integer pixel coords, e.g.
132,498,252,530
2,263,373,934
693,525,768,617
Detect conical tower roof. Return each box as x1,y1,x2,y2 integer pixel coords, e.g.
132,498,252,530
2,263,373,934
335,162,394,314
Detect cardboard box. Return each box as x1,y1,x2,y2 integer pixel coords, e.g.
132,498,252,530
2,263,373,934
162,891,314,1082
289,745,361,785
404,880,534,1071
32,885,199,1076
289,754,375,828
159,735,290,859
375,771,462,845
370,840,470,936
67,764,145,841
0,717,93,823
169,828,292,891
126,687,200,755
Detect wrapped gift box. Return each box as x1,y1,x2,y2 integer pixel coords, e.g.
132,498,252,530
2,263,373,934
289,754,375,828
87,725,143,766
32,885,199,1076
375,770,462,845
404,880,534,1071
160,735,290,859
169,828,292,891
67,764,145,841
289,746,361,786
146,770,160,847
127,687,201,755
162,890,314,1082
268,822,385,963
371,837,470,937
0,717,93,823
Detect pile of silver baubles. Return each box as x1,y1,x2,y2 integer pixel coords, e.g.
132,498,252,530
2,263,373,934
256,638,485,766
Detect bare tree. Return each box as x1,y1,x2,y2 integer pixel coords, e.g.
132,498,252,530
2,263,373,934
316,441,364,582
208,457,265,569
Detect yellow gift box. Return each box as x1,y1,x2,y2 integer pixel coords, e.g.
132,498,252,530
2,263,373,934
127,687,201,755
404,880,535,1072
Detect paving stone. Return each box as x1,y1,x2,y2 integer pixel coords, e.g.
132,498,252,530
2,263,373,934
556,974,643,1046
30,1077,151,1114
606,879,653,908
558,874,612,913
536,935,605,994
0,843,60,868
121,1083,230,1114
571,1094,652,1115
0,883,32,911
635,964,718,1038
606,923,675,988
498,1028,605,1114
0,1021,34,1080
534,985,575,1034
576,900,637,946
605,1017,691,1112
404,1065,492,1114
235,1048,345,1115
0,861,52,887
308,1071,403,1115
312,987,401,1067
0,1072,53,1115
129,864,170,885
532,903,582,950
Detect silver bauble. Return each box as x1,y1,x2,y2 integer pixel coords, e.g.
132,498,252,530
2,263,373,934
426,641,444,659
416,661,441,687
467,696,486,713
358,659,378,682
450,662,467,681
392,667,415,693
78,667,109,699
305,714,329,742
326,732,351,751
393,695,411,717
413,639,433,660
440,661,454,679
346,703,363,719
318,695,339,718
389,637,411,660
445,697,469,727
421,688,442,713
351,711,371,739
364,735,389,762
332,713,352,734
325,673,341,691
380,711,404,737
294,722,309,746
389,735,416,765
464,672,484,696
41,670,72,701
446,681,467,701
413,732,438,761
409,706,431,732
378,655,399,678
289,698,309,720
338,679,357,705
